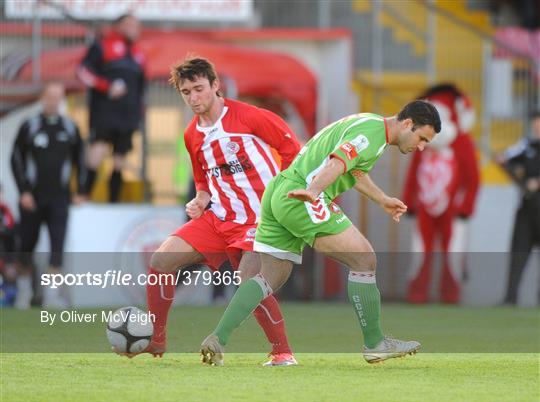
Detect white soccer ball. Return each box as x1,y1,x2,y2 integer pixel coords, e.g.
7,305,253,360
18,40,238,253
106,306,153,353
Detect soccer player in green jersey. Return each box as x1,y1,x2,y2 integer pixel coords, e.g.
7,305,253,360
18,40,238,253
201,100,441,365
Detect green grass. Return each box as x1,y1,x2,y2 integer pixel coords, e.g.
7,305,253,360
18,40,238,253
1,303,539,401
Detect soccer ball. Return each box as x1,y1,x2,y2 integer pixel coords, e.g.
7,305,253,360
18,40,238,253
106,306,153,353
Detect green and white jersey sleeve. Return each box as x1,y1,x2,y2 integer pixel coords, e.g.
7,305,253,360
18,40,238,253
281,113,389,200
329,113,388,173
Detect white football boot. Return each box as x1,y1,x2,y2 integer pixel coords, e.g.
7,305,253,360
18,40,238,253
200,334,224,366
363,336,421,364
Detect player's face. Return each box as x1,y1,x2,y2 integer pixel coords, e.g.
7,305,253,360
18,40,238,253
179,76,219,115
398,119,436,154
41,83,65,116
118,16,140,41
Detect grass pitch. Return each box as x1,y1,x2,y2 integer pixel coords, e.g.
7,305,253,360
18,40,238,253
1,303,539,402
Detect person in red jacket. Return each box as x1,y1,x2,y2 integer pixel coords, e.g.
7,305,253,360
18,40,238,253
77,14,146,202
403,84,480,303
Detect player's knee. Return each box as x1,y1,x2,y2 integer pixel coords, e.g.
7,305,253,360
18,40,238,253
364,252,377,271
349,251,377,272
150,252,176,273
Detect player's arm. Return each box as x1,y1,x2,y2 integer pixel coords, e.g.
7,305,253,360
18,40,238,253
287,157,344,203
288,132,369,202
185,134,211,219
352,171,407,222
77,42,125,98
77,42,111,94
498,139,528,188
10,122,31,194
249,109,301,169
10,122,36,211
193,190,211,206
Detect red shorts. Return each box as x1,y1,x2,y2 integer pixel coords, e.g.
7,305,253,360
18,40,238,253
173,210,256,270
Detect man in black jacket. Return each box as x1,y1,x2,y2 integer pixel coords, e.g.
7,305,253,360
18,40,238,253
77,14,146,202
501,111,540,305
11,82,85,309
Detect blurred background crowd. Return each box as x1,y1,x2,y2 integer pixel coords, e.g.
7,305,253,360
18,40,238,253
0,0,538,309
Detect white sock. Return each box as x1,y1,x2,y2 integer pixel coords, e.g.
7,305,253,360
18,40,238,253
15,276,33,310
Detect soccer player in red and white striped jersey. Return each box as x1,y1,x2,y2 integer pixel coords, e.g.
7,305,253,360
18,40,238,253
185,98,298,225
141,57,300,365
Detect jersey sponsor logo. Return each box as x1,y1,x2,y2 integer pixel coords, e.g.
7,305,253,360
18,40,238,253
339,142,357,160
350,135,370,153
336,216,348,224
305,197,331,224
210,156,253,178
33,133,49,148
225,141,240,154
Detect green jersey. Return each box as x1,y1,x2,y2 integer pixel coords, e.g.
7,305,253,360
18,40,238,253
281,113,389,200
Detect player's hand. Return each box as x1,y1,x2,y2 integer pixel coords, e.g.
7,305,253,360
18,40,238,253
72,194,87,206
185,198,206,219
526,178,540,193
380,196,407,222
20,192,36,211
108,79,127,99
287,189,318,203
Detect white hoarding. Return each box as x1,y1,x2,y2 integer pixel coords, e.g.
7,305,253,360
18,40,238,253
5,0,253,22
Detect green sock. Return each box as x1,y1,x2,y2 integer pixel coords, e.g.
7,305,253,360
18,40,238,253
214,276,271,345
348,271,384,348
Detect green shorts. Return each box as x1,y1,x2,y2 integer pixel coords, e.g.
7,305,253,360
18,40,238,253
254,173,352,264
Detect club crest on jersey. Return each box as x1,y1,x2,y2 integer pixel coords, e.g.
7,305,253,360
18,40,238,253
246,228,257,238
226,141,240,154
305,197,331,224
113,41,126,55
339,142,357,160
33,133,49,148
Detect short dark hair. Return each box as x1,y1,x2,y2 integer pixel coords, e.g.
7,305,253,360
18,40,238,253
113,13,135,25
530,110,540,121
397,100,441,133
169,57,219,93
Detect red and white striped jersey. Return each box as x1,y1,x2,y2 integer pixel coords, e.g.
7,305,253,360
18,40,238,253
185,99,301,224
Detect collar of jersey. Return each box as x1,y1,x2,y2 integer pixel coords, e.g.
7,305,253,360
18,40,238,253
196,106,229,134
